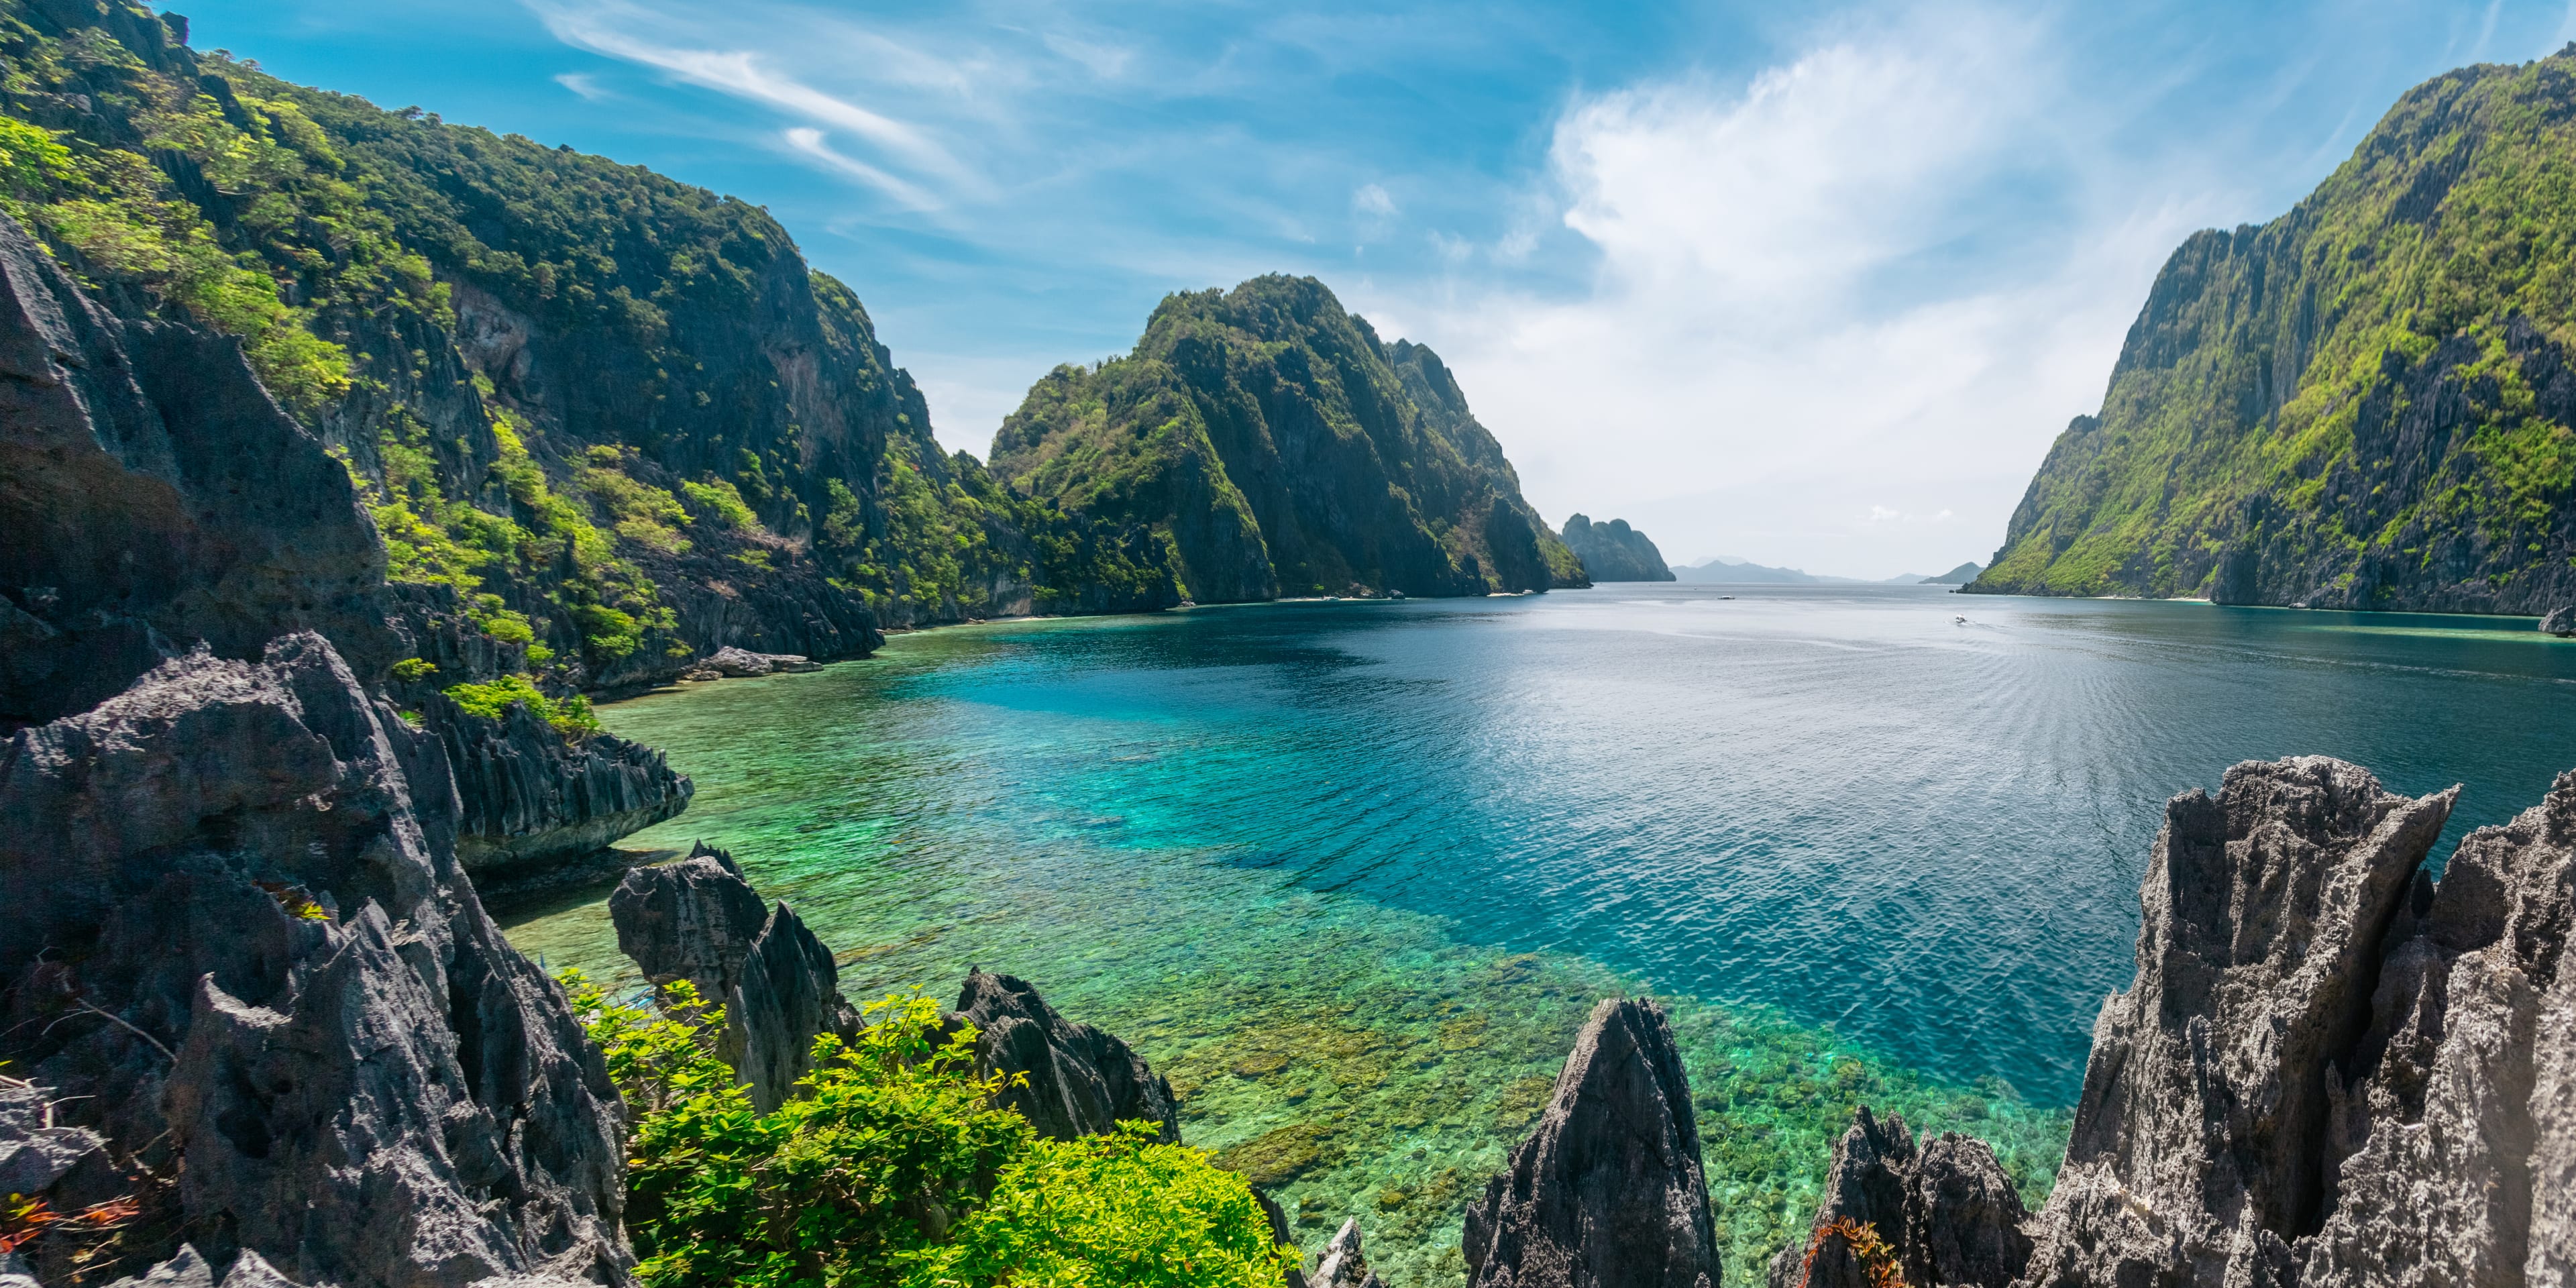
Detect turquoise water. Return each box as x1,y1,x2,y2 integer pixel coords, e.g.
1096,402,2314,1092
502,585,2576,1286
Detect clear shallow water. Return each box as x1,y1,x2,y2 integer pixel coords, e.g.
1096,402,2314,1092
503,585,2576,1286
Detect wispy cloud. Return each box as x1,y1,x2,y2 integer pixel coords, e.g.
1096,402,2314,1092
553,71,608,101
1352,182,1400,218
780,127,941,211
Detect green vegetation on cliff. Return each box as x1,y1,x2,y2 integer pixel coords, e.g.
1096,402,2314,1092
0,1,1178,694
565,975,1287,1288
992,276,1587,602
1975,46,2576,612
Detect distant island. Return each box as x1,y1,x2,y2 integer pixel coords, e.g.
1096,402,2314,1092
1558,514,1675,581
1919,561,1984,585
1672,556,1955,586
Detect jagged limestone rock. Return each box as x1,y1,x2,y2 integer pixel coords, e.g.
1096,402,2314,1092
1766,1110,2029,1288
2540,606,2576,637
952,968,1181,1143
2293,767,2576,1287
1314,1217,1390,1288
0,635,627,1287
2018,757,2455,1287
730,900,862,1113
1462,997,1718,1288
608,845,858,1112
435,690,692,871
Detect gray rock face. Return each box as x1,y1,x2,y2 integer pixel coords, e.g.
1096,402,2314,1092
0,211,392,727
730,900,862,1113
1462,997,1719,1288
2292,767,2576,1288
608,846,857,1112
702,647,820,678
0,635,627,1287
953,969,1181,1144
2541,606,2576,636
2019,757,2457,1287
435,690,693,872
1314,1218,1390,1288
1766,1109,2029,1288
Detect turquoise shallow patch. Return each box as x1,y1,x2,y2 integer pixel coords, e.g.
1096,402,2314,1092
505,586,2576,1286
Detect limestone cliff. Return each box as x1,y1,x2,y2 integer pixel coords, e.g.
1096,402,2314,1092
1974,48,2576,612
991,276,1588,602
0,635,628,1287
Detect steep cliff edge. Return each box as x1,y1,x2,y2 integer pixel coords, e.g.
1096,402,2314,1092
1558,515,1676,582
1973,48,2576,612
1776,755,2573,1288
0,635,628,1287
991,276,1587,602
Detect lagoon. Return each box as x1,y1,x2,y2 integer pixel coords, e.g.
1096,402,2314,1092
502,584,2576,1286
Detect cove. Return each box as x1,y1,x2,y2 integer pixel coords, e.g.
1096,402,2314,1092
500,584,2576,1287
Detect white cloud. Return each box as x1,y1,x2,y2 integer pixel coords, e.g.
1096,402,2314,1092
1352,182,1400,218
781,127,941,211
554,71,608,101
1364,7,2229,578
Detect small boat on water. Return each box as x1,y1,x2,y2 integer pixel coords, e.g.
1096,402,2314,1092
1717,595,1735,600
1953,614,1968,625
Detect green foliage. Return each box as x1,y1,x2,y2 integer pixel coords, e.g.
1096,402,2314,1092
441,673,601,737
389,657,437,682
1978,50,2576,609
559,975,1289,1288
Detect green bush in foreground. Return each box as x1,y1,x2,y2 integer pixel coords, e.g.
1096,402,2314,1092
562,975,1289,1288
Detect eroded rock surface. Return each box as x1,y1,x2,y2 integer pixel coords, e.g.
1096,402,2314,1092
1462,997,1718,1288
952,968,1181,1144
1767,1109,2029,1288
702,646,820,678
0,635,625,1287
437,690,692,872
608,845,857,1112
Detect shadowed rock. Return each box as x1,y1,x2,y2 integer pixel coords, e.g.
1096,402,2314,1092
1462,996,1718,1288
0,635,625,1287
953,969,1181,1143
703,646,819,678
435,689,692,872
1766,1109,2028,1288
609,843,857,1112
610,841,769,1005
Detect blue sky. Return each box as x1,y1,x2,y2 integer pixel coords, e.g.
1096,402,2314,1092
178,0,2576,577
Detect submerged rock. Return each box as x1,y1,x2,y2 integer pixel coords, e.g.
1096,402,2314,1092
0,634,626,1287
608,845,858,1112
1462,997,1719,1288
2018,757,2457,1287
952,968,1181,1143
1766,1109,2028,1288
1313,1218,1390,1288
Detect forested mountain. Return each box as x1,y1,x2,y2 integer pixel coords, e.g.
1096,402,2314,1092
0,0,1174,699
990,276,1587,601
1973,47,2576,612
1558,514,1675,581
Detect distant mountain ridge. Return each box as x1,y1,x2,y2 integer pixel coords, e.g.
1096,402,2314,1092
1974,46,2576,612
1672,557,1943,586
1559,514,1675,581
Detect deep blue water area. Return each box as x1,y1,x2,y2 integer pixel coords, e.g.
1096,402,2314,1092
504,585,2576,1285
